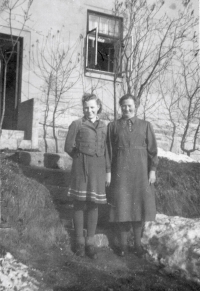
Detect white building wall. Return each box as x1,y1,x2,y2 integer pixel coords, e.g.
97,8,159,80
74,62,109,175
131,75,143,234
0,0,199,158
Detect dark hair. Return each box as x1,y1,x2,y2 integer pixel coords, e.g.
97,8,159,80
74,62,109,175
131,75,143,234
119,94,140,108
82,93,102,114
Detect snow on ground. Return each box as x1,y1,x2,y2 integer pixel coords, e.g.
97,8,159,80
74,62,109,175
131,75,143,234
141,148,200,283
157,147,199,163
0,252,51,291
142,214,200,284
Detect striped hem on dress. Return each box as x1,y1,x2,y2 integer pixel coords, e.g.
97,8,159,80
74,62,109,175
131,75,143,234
67,187,107,203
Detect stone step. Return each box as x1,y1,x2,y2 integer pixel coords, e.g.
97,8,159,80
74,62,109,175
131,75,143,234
18,140,32,150
0,130,24,150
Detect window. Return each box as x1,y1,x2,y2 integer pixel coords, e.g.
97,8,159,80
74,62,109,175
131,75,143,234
86,10,123,76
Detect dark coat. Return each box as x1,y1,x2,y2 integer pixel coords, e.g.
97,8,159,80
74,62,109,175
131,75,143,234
65,118,107,157
64,117,110,204
107,117,158,222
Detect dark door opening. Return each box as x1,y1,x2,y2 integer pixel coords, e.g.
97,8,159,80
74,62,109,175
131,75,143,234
0,34,23,130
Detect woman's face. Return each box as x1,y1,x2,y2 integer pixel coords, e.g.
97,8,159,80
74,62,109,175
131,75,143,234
83,99,100,120
121,98,136,119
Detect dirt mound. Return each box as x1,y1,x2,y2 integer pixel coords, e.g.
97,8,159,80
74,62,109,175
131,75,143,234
0,154,69,251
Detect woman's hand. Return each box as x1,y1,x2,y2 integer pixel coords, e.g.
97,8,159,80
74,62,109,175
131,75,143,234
149,170,156,184
106,172,111,187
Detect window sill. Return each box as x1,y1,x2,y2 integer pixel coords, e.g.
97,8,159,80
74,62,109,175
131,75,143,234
85,69,122,82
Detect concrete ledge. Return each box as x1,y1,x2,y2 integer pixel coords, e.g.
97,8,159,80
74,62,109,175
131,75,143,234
18,140,32,150
0,130,24,150
12,151,72,170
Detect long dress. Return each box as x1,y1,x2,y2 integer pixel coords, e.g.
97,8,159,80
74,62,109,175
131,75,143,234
107,117,158,222
65,117,110,204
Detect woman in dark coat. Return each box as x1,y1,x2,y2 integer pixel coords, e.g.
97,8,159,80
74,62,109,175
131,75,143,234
65,93,111,259
107,94,158,257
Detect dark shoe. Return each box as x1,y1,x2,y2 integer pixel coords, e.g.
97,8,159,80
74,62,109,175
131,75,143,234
75,243,85,257
134,246,147,258
85,245,98,259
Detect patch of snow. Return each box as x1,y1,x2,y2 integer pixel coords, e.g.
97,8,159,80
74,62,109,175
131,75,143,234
142,214,200,284
157,147,199,163
0,252,51,291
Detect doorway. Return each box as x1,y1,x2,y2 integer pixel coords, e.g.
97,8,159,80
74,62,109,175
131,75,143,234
0,34,23,130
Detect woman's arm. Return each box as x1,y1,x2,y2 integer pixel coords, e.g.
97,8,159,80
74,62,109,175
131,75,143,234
146,122,159,184
105,140,111,187
64,121,79,158
105,122,115,187
106,122,114,164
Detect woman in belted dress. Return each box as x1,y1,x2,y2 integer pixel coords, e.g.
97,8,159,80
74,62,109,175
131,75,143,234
65,93,111,259
107,94,158,257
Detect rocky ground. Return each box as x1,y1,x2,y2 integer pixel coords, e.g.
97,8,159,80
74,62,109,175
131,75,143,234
1,215,200,291
1,240,200,291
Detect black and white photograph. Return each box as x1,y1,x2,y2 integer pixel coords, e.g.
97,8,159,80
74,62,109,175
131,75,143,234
0,0,200,290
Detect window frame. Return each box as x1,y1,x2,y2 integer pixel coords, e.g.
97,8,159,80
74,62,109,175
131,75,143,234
86,27,98,68
85,9,123,78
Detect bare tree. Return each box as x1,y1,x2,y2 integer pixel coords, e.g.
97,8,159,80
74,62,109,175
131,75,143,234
156,30,199,155
138,83,163,121
112,0,198,115
31,29,82,152
0,0,33,135
178,48,200,156
156,67,183,151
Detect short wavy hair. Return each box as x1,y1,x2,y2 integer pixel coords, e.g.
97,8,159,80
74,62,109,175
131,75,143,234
119,94,140,108
82,93,102,114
